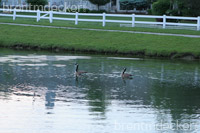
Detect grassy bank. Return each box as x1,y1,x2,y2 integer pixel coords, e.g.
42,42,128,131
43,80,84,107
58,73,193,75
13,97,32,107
0,24,200,58
0,16,200,36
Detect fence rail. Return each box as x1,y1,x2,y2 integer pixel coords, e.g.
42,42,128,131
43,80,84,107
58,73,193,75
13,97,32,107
0,8,200,31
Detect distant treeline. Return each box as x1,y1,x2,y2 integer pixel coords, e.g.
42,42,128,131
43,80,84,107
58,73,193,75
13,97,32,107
150,0,200,17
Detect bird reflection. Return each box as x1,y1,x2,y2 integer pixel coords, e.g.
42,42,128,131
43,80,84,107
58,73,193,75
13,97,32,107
32,91,36,105
45,91,56,109
75,76,79,83
122,79,126,84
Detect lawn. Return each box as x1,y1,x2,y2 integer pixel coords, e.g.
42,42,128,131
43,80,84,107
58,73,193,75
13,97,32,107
0,24,200,58
0,14,200,36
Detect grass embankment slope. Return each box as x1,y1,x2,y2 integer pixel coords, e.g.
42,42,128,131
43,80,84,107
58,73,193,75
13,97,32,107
0,24,200,58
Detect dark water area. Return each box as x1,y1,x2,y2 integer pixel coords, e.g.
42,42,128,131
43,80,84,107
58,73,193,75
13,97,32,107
0,49,200,133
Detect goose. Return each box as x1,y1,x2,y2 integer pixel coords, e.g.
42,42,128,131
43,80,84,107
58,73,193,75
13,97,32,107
75,63,87,76
121,68,133,79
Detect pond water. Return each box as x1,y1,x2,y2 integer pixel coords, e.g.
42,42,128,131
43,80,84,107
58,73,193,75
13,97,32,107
0,49,200,133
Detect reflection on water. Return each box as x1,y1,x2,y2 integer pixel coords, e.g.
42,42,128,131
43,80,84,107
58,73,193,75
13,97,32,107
0,49,200,133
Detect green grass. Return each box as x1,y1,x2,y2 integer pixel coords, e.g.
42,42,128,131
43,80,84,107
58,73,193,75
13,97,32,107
0,24,200,58
0,15,200,36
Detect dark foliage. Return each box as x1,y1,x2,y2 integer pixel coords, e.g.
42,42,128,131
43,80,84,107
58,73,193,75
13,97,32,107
88,0,110,10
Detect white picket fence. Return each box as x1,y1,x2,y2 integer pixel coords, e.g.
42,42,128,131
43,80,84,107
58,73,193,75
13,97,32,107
0,8,200,31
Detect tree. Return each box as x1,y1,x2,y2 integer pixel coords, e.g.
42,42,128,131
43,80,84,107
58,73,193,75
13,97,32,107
89,0,110,11
151,0,200,17
147,0,157,7
26,0,47,10
178,0,200,17
120,0,148,11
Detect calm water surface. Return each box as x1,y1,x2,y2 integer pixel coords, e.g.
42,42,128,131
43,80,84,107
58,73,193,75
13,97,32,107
0,49,200,133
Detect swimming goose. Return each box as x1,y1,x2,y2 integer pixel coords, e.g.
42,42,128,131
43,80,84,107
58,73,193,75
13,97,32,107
75,63,87,76
121,68,133,79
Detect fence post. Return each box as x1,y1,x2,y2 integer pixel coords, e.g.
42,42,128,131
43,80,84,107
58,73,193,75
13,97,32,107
197,16,200,31
102,12,106,27
163,15,166,29
13,8,16,20
132,14,135,27
49,11,53,23
37,9,40,22
75,12,78,25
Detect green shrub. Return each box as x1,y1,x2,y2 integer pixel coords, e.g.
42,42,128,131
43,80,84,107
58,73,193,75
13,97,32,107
152,0,170,15
147,9,152,15
79,8,90,13
89,10,107,13
166,9,180,16
88,0,110,11
66,8,90,13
